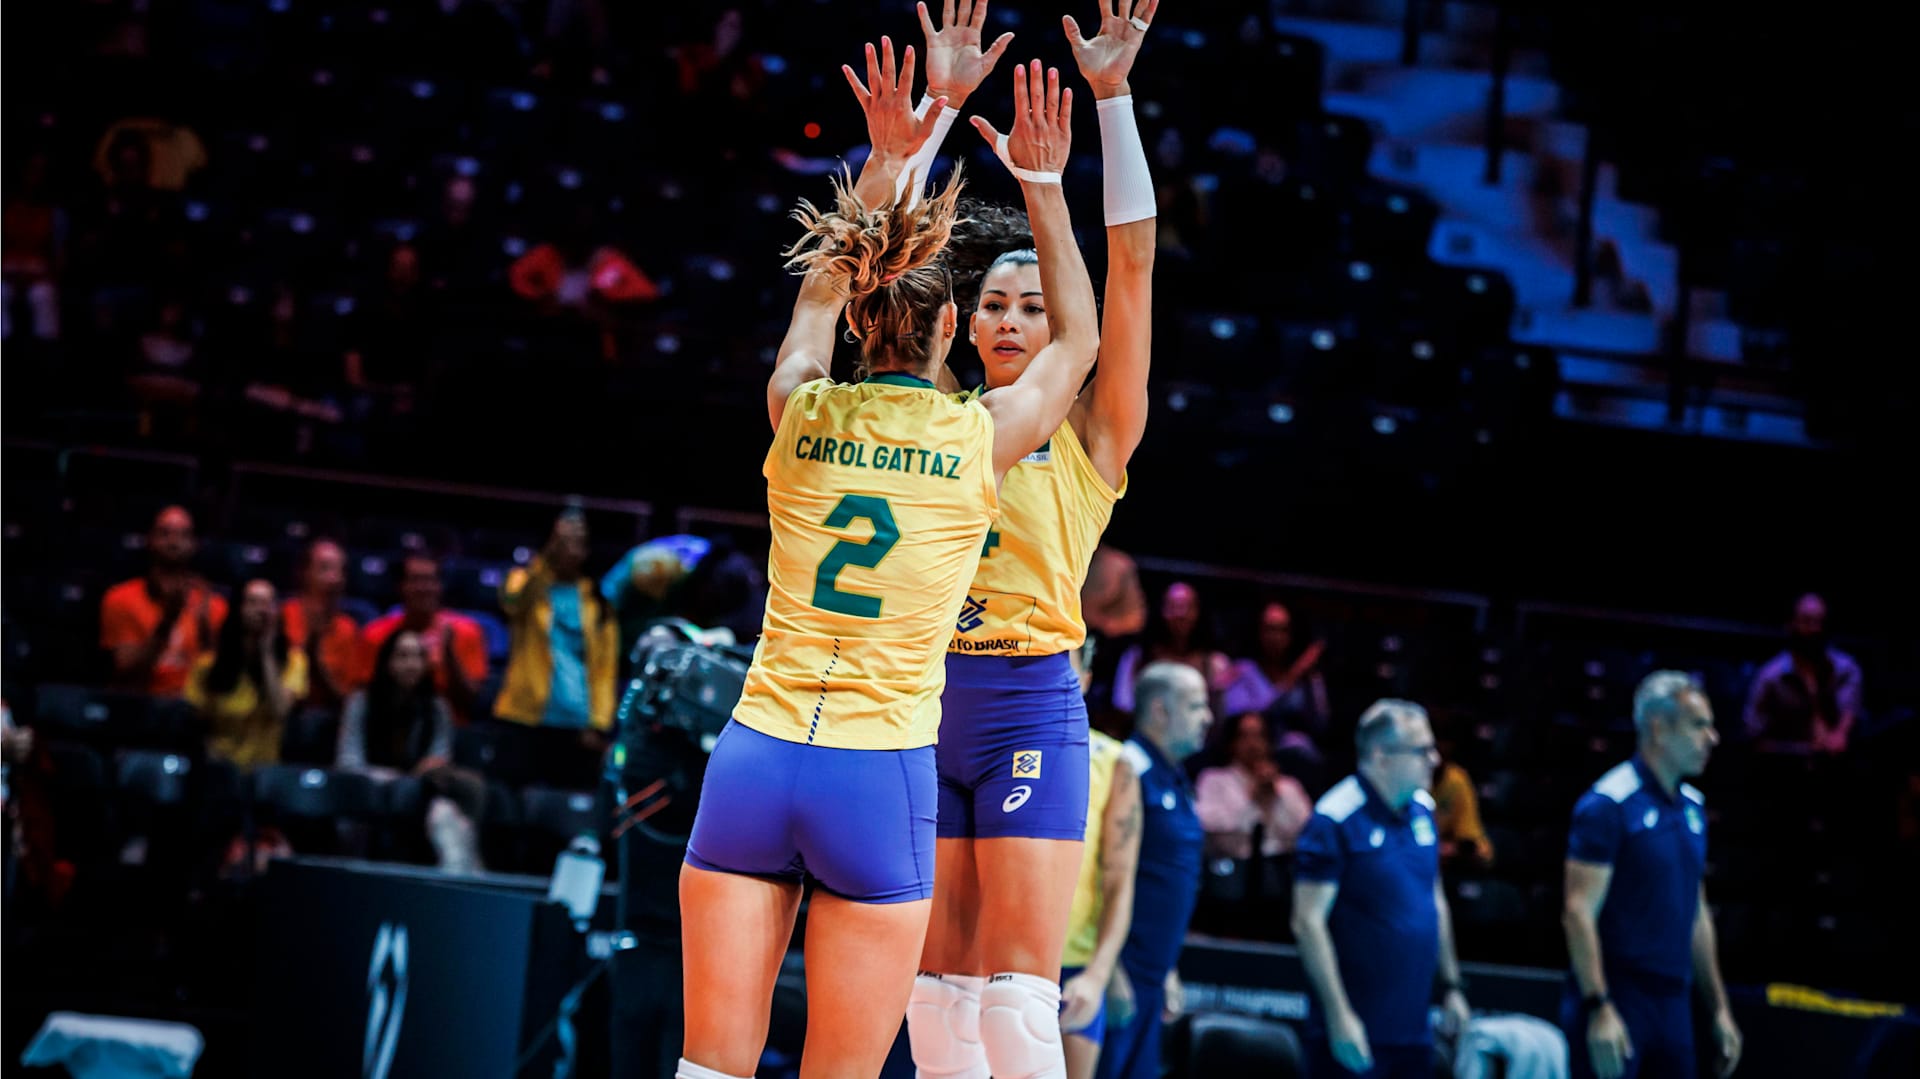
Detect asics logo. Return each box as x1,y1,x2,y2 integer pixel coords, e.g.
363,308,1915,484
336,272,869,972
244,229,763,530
1002,785,1033,813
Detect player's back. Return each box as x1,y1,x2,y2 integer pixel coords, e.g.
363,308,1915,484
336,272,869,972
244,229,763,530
735,374,999,751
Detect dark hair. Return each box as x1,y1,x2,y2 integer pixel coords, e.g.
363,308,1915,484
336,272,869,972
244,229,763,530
1142,580,1219,660
202,581,290,696
363,630,441,769
1256,600,1312,665
944,199,1035,314
784,167,966,378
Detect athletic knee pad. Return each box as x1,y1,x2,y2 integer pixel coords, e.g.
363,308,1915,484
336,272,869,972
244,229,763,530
908,973,989,1079
980,972,1067,1079
675,1059,752,1079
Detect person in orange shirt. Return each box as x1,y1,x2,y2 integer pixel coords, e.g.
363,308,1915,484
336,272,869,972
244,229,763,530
99,506,227,696
281,538,360,708
357,553,488,723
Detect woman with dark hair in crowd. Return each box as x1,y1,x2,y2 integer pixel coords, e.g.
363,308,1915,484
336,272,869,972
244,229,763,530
675,38,1099,1079
893,3,1168,1077
336,629,484,874
186,578,305,769
1219,599,1333,757
1112,580,1232,716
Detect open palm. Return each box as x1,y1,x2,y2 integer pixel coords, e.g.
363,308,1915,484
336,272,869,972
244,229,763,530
918,0,1014,105
1063,0,1159,95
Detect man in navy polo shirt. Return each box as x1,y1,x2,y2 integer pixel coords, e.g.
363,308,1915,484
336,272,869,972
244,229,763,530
1094,662,1213,1079
1563,671,1742,1079
1292,699,1472,1078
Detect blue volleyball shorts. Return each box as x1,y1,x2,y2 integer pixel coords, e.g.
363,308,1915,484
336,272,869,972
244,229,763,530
936,652,1091,842
685,719,936,903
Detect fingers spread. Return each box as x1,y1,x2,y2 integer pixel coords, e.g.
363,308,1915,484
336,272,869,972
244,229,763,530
842,64,870,105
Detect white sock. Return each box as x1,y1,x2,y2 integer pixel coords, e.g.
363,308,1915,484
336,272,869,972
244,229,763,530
675,1059,752,1079
908,972,989,1079
980,972,1067,1079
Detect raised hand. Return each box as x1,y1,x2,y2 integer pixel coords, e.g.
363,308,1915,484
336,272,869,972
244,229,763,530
1063,0,1158,99
918,0,1015,109
842,37,949,165
970,60,1073,181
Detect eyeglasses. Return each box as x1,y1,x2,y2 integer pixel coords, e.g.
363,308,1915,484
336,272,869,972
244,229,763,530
1380,743,1440,759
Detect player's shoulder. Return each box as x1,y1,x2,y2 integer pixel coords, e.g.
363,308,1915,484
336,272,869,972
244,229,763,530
1121,739,1153,779
1090,729,1124,760
1314,775,1367,824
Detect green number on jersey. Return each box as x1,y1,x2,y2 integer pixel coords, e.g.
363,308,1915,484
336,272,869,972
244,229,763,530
812,495,900,618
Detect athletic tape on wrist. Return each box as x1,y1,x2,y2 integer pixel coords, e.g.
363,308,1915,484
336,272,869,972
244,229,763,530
994,133,1062,185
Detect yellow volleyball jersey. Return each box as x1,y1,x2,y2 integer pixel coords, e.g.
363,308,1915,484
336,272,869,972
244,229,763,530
733,375,999,751
1064,729,1126,968
949,415,1124,657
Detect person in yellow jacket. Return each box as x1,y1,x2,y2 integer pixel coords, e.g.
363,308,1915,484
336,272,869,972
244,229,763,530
494,508,618,789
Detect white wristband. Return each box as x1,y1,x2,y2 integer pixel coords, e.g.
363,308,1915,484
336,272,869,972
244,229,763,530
993,133,1062,185
1096,95,1155,225
895,95,961,209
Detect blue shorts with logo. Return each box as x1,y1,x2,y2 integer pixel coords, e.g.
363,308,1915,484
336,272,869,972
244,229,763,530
1060,965,1108,1045
936,652,1091,841
685,719,936,904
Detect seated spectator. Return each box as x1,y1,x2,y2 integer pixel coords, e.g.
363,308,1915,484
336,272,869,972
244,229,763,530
1195,713,1313,860
2,149,65,344
508,206,659,314
493,509,618,788
1744,592,1863,755
1431,725,1494,869
283,538,360,708
1113,581,1231,715
358,554,489,723
1220,601,1333,755
100,505,227,696
186,579,306,769
337,630,485,874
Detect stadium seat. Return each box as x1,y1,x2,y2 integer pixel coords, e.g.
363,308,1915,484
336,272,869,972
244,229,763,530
1164,1012,1304,1079
33,684,152,745
116,749,195,808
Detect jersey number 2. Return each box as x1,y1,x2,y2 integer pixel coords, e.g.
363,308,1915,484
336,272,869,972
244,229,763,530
812,495,900,618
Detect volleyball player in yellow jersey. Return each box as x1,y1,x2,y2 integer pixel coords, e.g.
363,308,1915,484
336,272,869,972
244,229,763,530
676,40,1103,1079
895,4,1163,1079
1059,728,1144,1079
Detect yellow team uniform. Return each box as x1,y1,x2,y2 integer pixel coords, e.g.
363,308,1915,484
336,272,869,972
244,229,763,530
733,375,999,751
948,415,1125,658
1064,729,1127,967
